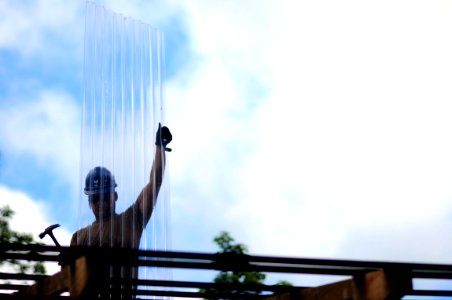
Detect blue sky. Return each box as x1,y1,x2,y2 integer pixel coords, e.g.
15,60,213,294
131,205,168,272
2,0,452,289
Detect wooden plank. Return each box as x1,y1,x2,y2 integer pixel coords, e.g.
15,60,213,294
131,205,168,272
265,292,295,300
301,279,356,300
264,279,356,300
265,269,413,300
354,269,412,300
18,268,68,296
17,256,98,298
67,255,104,298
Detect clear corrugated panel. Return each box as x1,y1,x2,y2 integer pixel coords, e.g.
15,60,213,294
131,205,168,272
77,1,171,295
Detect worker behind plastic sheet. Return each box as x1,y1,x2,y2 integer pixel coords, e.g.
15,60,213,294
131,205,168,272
70,124,172,298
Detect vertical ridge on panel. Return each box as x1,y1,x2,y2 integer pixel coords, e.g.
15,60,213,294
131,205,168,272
139,23,146,252
79,1,92,244
130,17,137,250
119,14,127,249
99,4,106,247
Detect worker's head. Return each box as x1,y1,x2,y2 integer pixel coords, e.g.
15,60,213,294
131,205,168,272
84,166,118,220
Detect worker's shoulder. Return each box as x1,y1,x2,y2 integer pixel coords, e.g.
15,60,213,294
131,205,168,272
72,225,90,238
72,218,101,234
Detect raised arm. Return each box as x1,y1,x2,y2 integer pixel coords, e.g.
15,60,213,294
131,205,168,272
137,124,172,223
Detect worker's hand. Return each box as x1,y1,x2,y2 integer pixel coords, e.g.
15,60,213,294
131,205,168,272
155,123,172,151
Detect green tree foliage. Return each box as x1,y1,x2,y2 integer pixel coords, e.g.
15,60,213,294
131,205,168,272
200,231,266,298
200,231,293,299
0,205,46,274
213,231,266,285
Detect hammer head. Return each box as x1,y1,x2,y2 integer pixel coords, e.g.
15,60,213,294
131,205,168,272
39,224,61,239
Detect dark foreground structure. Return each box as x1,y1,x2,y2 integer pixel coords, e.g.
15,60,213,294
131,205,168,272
1,243,452,299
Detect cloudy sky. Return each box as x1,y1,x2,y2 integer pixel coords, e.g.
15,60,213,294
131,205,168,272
1,0,452,288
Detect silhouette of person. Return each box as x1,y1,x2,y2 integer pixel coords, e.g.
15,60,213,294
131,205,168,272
70,124,172,298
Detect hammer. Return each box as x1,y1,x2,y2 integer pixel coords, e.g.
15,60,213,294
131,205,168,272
39,224,61,248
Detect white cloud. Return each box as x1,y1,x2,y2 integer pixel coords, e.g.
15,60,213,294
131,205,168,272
0,90,81,186
0,185,72,274
164,0,452,265
0,0,84,56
